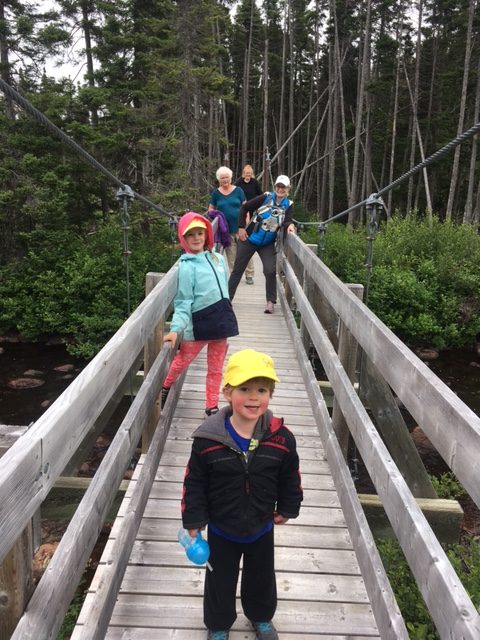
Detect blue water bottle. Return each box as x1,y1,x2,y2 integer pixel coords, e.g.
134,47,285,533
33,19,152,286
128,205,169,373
177,527,212,570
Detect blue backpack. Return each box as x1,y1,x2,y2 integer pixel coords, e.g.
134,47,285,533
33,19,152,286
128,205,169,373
247,193,292,247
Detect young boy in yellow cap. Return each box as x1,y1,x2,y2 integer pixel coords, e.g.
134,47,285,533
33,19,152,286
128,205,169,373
181,349,303,640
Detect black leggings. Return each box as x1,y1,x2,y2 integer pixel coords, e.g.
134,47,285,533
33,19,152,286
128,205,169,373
228,239,277,303
204,528,277,630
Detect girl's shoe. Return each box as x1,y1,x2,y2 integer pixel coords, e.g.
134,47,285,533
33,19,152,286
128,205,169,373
251,620,279,640
205,406,219,417
207,631,229,640
264,301,274,314
160,386,170,408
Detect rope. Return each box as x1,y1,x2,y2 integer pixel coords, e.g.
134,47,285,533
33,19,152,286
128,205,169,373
0,78,175,220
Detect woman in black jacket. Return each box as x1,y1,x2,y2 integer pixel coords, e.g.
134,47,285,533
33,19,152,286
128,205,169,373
234,165,262,284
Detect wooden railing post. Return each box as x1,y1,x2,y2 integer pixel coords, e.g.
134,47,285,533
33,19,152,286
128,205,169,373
299,244,317,353
0,433,34,639
331,284,363,458
142,273,167,451
0,527,33,639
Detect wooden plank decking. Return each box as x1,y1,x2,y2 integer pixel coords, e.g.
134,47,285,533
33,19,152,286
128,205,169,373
74,256,380,639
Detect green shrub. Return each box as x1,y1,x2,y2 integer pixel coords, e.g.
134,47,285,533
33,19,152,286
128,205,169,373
56,582,87,640
300,216,480,349
377,535,480,639
0,219,178,357
429,472,466,499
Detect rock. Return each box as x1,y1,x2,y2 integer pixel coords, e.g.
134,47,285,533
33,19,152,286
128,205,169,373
415,348,440,361
470,361,480,368
45,336,65,346
24,369,44,376
61,374,73,380
0,347,4,354
96,436,110,448
33,542,59,582
0,334,20,343
7,377,45,389
54,363,75,373
40,400,51,408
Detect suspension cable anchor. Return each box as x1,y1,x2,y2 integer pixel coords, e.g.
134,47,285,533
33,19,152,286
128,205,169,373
116,184,135,202
317,222,327,259
365,193,385,237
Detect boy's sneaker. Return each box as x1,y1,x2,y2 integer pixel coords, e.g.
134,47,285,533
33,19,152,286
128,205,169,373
206,631,229,640
160,386,170,408
251,620,279,640
205,406,219,417
264,301,274,314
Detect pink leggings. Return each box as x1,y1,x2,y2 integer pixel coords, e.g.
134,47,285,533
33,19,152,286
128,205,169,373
163,338,228,409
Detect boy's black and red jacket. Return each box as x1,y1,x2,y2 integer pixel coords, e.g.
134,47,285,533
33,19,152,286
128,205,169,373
181,407,303,538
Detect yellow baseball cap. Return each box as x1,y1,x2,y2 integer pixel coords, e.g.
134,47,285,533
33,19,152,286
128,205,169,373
223,349,279,386
182,219,207,235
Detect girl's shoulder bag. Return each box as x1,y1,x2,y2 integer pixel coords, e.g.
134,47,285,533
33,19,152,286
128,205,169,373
191,254,239,341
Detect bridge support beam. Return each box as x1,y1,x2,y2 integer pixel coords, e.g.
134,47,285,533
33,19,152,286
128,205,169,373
359,494,463,543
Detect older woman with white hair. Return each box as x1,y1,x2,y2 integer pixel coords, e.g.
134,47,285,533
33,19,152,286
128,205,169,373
208,166,247,276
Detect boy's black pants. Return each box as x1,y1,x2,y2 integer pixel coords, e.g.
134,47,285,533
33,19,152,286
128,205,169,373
204,528,277,630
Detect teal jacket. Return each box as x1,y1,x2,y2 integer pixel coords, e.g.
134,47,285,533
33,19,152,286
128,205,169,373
170,250,229,341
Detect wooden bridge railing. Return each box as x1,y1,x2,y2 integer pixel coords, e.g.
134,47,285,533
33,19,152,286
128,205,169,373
278,234,480,639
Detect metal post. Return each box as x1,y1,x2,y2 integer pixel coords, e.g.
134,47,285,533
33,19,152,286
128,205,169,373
116,184,135,316
317,223,327,260
364,193,385,306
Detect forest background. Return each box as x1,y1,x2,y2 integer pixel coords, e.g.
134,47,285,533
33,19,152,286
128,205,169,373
0,0,479,356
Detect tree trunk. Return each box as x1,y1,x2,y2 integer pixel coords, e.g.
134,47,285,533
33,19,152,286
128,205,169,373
262,30,269,190
335,17,351,206
406,0,423,216
387,8,405,218
403,63,433,216
215,19,230,164
288,0,295,179
0,0,15,119
348,0,371,222
463,54,480,224
278,0,288,173
446,0,475,221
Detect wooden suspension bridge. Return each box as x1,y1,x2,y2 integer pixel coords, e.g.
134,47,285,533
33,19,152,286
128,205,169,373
1,233,480,639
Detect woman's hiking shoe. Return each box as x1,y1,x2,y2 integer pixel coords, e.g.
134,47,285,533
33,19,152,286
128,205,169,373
205,406,219,417
264,301,274,314
251,620,279,640
160,386,170,408
206,631,229,640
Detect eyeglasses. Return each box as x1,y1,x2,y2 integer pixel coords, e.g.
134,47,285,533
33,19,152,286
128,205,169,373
275,184,287,189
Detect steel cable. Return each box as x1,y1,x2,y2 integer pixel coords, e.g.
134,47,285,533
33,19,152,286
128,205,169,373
0,78,174,219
